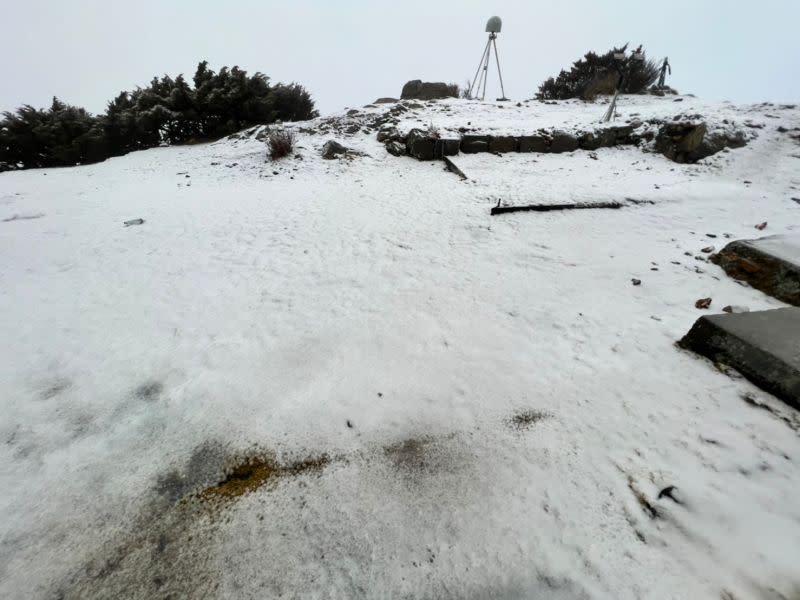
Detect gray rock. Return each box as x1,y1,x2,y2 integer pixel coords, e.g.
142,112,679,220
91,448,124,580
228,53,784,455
461,135,491,154
345,123,361,134
434,139,460,158
321,140,349,159
549,132,579,153
385,141,406,156
710,235,800,306
518,135,549,153
679,307,800,409
400,80,457,100
377,128,397,143
655,122,708,163
374,97,399,104
406,129,436,161
489,136,517,153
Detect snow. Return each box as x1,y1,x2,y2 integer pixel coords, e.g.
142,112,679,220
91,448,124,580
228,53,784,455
748,234,800,264
1,96,799,599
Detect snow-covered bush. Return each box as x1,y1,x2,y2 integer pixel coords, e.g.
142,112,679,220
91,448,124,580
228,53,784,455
537,44,659,101
267,128,295,160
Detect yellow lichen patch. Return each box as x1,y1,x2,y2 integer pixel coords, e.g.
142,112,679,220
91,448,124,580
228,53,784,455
199,454,330,502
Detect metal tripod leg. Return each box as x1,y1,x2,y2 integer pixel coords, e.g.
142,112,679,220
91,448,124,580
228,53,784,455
492,37,508,100
468,38,492,100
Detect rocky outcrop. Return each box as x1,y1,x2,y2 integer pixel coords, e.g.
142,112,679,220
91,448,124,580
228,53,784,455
375,109,747,164
406,129,436,160
654,122,708,163
400,80,457,101
710,236,800,306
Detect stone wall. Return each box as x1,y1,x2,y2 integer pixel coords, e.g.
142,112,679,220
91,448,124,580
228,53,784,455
380,120,748,165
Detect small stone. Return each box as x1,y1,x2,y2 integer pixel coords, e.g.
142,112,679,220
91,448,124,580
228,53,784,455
754,221,767,230
722,305,750,314
631,278,642,286
695,297,712,309
346,420,354,428
701,246,715,253
706,233,717,238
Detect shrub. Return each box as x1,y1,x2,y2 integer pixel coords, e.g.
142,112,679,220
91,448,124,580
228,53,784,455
267,128,295,160
537,45,659,101
0,61,318,171
459,80,472,99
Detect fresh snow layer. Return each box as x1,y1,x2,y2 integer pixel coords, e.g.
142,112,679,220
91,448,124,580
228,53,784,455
748,234,800,264
1,97,800,599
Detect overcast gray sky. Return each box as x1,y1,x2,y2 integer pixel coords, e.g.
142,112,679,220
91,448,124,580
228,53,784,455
1,0,798,116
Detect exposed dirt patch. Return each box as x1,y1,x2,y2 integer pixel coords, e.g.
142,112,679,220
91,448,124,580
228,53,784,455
134,381,163,401
628,476,659,519
508,409,551,430
199,453,330,501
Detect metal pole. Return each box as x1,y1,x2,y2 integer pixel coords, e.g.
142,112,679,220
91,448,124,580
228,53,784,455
469,38,492,99
492,36,507,100
481,34,493,100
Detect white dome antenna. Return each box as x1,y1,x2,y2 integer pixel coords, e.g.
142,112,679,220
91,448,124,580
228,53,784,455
485,16,502,33
468,16,509,101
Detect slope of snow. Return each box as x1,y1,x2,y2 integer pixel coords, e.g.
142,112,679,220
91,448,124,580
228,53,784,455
1,97,799,599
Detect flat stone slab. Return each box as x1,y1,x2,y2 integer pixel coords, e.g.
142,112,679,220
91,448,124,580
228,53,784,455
679,307,800,409
711,235,800,306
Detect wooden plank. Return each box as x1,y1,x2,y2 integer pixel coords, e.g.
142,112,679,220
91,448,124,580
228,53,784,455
490,202,623,215
443,156,468,180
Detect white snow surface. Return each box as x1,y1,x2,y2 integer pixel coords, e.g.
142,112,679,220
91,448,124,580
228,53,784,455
1,96,800,599
748,234,800,264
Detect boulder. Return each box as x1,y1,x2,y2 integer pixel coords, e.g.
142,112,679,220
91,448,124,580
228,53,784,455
488,136,517,153
549,132,579,153
401,80,457,100
321,140,349,159
518,135,549,153
434,139,460,158
374,97,399,104
406,129,436,161
385,141,406,156
655,122,708,163
461,135,491,154
377,127,400,143
710,235,800,306
679,307,800,409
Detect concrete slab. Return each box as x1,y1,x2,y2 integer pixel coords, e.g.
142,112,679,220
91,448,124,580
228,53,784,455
679,307,800,409
711,235,800,306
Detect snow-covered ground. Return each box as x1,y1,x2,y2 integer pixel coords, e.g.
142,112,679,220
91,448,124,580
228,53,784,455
1,96,799,599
